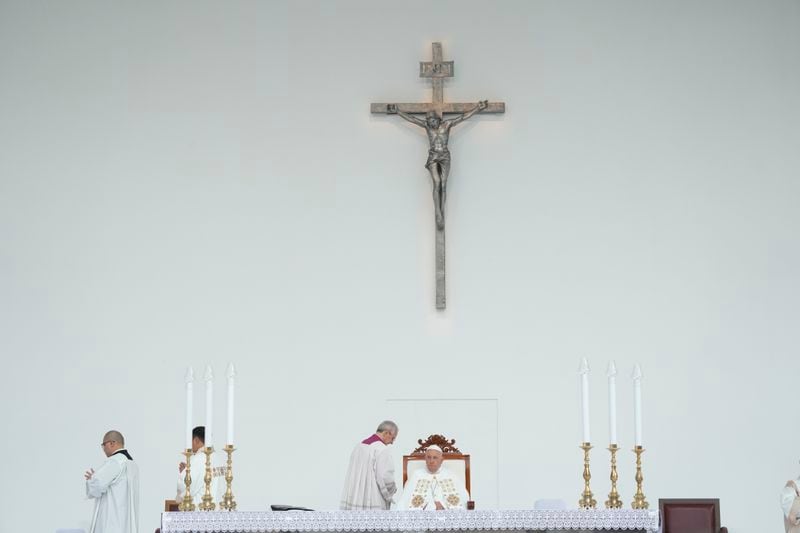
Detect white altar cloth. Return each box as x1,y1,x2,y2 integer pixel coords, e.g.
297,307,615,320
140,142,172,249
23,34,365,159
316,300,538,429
161,509,659,532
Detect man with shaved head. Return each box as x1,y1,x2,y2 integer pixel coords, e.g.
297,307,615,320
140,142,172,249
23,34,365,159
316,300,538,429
85,430,140,533
398,445,469,510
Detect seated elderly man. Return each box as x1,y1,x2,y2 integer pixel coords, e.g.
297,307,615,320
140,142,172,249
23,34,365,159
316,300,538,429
398,445,469,510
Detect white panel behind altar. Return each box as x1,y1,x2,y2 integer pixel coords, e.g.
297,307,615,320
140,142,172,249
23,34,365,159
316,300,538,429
1,1,799,533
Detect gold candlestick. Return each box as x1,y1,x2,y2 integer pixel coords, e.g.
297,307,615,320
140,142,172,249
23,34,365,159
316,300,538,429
631,445,649,509
605,444,622,509
198,446,216,511
578,442,597,509
178,449,196,511
219,444,237,511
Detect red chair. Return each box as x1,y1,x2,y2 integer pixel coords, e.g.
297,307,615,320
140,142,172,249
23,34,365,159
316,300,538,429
659,498,728,533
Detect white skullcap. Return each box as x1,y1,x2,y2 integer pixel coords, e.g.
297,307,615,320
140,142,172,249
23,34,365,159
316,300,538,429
426,445,443,454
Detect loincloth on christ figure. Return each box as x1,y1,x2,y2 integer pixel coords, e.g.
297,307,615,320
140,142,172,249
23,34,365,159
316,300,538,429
425,149,451,170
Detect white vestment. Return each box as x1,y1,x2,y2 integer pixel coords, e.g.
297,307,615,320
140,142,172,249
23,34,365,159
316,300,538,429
782,478,800,531
86,450,140,533
398,466,469,510
340,436,396,510
176,450,222,502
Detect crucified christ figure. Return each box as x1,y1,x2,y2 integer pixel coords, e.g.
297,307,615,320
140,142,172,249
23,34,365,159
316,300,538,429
387,100,488,230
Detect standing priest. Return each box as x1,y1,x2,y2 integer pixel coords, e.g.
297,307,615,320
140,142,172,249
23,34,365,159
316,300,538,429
340,420,399,510
85,430,140,533
398,445,469,510
176,426,220,503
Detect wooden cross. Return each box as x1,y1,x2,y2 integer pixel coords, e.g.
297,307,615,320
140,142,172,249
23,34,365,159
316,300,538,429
371,42,505,117
372,42,505,309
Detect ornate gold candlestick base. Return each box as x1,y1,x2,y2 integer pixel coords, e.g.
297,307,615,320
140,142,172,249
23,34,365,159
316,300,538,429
631,445,649,509
198,446,216,511
178,449,196,511
219,444,237,511
605,444,622,509
578,442,597,509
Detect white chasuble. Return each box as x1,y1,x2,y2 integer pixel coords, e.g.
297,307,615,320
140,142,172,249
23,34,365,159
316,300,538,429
399,467,469,510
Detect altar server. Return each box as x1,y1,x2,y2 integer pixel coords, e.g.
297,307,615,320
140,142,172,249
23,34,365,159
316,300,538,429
398,445,469,510
176,426,221,502
85,430,140,533
340,420,398,510
782,475,800,532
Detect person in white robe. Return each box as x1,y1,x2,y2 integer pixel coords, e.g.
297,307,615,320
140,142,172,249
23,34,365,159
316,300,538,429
85,430,140,533
340,420,398,510
398,445,469,510
176,426,222,503
782,475,800,532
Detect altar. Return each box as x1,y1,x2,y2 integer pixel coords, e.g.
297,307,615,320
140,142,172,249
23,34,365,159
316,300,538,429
160,509,660,533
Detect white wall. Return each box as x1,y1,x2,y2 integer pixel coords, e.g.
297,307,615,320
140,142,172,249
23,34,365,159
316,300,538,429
1,1,799,531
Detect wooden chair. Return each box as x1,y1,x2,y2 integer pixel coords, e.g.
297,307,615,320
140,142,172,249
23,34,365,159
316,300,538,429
659,498,728,533
402,434,475,509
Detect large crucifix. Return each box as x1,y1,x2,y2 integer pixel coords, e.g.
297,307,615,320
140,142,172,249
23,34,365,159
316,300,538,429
372,42,505,310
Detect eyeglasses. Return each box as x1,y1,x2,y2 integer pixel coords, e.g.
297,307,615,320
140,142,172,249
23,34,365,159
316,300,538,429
100,440,115,448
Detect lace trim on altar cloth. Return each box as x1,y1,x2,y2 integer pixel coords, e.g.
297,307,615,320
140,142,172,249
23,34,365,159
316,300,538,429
161,509,660,532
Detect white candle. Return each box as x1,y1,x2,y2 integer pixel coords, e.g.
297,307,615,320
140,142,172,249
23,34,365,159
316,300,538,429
184,367,194,450
607,361,618,445
632,364,643,447
204,365,214,448
226,363,236,446
579,358,591,443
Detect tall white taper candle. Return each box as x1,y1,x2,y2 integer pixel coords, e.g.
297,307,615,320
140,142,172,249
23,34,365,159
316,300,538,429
607,361,618,445
226,363,236,445
185,367,194,450
204,365,214,448
632,364,643,446
579,358,591,443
